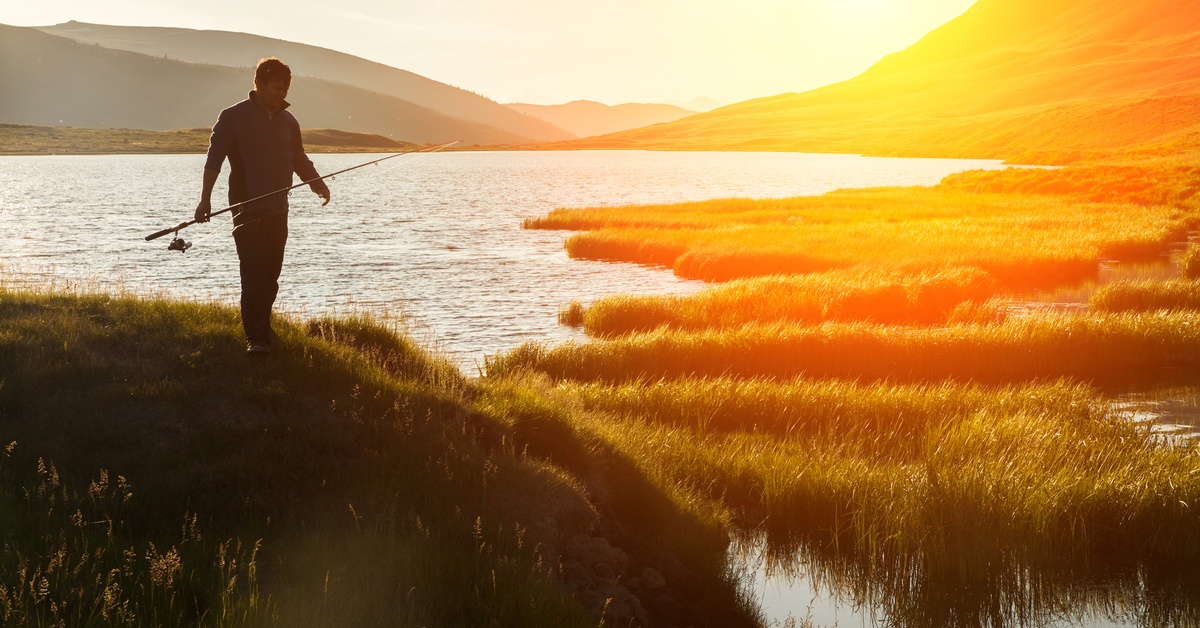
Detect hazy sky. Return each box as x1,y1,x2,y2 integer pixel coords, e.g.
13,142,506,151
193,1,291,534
5,0,977,107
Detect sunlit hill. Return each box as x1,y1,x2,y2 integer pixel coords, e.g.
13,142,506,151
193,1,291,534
563,0,1200,163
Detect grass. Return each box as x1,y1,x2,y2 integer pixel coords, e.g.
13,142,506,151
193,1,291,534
941,163,1200,208
525,159,1200,623
487,310,1200,386
1185,244,1200,279
478,371,1200,627
557,377,1093,446
531,186,1190,287
0,287,761,627
1091,279,1200,313
565,267,1001,336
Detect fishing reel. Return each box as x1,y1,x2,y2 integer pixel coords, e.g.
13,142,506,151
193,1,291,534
167,234,193,253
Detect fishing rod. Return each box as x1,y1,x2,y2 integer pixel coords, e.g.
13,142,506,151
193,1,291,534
146,140,460,250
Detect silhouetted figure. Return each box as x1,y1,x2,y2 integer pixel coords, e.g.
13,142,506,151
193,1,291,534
194,57,330,356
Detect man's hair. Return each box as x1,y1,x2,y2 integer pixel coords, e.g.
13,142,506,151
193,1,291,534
254,57,291,87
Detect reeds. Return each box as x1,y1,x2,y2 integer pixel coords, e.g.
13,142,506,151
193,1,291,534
1184,244,1200,280
570,267,999,336
1091,279,1200,313
558,191,1186,286
549,379,1200,628
488,311,1200,385
941,163,1200,207
560,377,1094,453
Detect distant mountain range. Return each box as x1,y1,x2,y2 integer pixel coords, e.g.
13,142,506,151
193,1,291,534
562,0,1200,161
506,101,697,138
1,21,573,146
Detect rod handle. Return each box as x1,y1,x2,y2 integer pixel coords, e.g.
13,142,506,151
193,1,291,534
146,221,191,241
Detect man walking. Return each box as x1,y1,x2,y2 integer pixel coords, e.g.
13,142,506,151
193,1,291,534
194,57,330,355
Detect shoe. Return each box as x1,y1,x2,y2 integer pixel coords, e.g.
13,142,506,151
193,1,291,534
246,342,270,356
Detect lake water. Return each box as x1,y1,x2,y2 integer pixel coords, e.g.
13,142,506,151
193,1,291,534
0,150,1011,365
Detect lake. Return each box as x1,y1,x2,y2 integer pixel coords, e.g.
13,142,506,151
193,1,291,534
0,150,1011,365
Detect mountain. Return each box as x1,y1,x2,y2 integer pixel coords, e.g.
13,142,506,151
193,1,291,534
506,100,697,138
1,22,572,145
561,0,1200,162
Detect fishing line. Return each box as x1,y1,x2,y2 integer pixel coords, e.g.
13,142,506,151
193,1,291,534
146,140,459,252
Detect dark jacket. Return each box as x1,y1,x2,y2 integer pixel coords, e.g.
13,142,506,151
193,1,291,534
204,92,322,221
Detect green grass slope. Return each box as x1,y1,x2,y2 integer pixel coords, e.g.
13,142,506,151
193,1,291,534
561,0,1200,162
0,289,758,627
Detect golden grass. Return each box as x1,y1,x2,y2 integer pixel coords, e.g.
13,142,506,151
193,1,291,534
540,188,1188,286
1091,279,1200,313
941,163,1200,207
488,311,1200,386
559,377,1092,454
569,267,999,336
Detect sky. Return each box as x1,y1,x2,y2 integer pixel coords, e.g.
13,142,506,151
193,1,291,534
5,0,978,108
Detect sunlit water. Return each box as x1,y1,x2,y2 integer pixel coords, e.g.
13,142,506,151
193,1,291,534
0,150,1010,365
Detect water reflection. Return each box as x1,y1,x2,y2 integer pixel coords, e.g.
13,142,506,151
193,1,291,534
733,529,1200,627
1112,390,1200,445
1014,246,1186,315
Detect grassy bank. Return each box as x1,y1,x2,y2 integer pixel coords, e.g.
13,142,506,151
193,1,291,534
0,124,416,155
548,187,1187,286
490,311,1200,386
474,369,1200,626
0,288,759,627
563,267,1001,336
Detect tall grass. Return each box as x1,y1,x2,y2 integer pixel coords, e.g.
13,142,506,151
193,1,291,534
559,378,1094,451
527,175,1194,288
568,391,1200,626
568,267,999,336
1184,244,1200,280
488,311,1200,385
1091,279,1200,313
0,448,269,626
941,163,1200,207
560,193,1186,285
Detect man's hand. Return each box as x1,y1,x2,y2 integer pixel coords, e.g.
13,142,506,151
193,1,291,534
194,199,212,223
313,183,331,207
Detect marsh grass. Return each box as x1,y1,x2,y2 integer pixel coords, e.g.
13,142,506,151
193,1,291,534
489,311,1200,386
941,163,1200,208
1091,279,1200,313
556,386,1200,626
560,378,1095,452
1184,244,1200,280
532,187,1190,287
571,267,998,336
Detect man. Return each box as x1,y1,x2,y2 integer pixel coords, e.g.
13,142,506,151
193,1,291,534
194,57,330,356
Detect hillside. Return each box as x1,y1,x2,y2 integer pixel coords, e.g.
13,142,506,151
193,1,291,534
507,100,696,138
0,24,568,146
35,21,571,144
561,0,1200,162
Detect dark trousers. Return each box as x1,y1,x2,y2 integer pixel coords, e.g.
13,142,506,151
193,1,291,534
233,213,288,345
